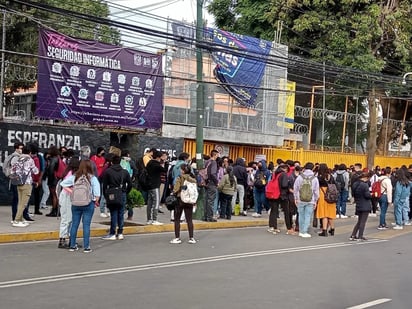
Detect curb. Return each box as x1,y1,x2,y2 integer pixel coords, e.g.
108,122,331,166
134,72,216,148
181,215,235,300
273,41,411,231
0,219,268,244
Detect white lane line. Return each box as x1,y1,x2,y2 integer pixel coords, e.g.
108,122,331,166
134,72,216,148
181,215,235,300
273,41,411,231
0,239,386,289
346,298,392,309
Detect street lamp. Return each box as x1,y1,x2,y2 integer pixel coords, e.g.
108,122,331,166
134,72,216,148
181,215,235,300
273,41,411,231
402,72,412,85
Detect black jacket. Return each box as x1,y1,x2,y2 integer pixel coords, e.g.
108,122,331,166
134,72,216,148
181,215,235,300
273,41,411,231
275,169,290,200
102,164,132,195
146,159,167,190
233,159,248,187
352,180,372,212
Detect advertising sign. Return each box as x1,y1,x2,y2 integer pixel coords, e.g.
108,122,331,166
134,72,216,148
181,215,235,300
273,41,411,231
36,29,163,129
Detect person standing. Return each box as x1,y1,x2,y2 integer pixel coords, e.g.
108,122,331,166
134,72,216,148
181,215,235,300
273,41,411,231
392,168,411,229
316,164,336,236
218,165,237,220
293,162,319,238
349,172,372,241
204,150,219,222
57,157,80,248
45,146,61,217
102,155,132,240
232,158,248,216
91,146,110,218
60,160,100,253
146,150,168,225
334,164,350,218
10,146,39,227
170,163,198,244
377,167,393,230
4,142,24,223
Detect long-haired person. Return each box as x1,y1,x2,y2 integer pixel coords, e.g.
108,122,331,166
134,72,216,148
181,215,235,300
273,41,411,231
60,160,100,252
170,163,198,244
218,165,237,220
393,168,411,229
350,172,371,241
316,164,336,236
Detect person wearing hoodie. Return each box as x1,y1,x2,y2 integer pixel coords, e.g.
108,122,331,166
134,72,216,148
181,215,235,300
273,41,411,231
232,158,248,216
252,160,271,218
101,155,132,240
334,164,350,218
377,167,393,230
293,162,319,238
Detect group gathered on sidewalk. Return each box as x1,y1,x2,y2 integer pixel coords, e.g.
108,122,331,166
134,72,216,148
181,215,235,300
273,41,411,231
3,141,412,252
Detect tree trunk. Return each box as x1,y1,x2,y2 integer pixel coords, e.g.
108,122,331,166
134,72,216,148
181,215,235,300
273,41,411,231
367,90,377,170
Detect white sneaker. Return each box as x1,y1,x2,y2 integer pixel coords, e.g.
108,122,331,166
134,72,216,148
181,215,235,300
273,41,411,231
252,213,262,218
391,222,397,226
302,233,312,238
117,234,124,240
152,221,164,226
12,221,29,227
404,222,412,226
102,234,117,240
170,238,182,244
188,238,197,244
336,214,340,218
146,220,153,225
393,225,403,230
369,213,377,217
267,227,275,233
340,215,348,219
298,233,305,237
100,213,108,218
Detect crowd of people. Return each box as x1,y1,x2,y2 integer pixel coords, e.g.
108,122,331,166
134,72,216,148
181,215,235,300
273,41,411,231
4,143,412,252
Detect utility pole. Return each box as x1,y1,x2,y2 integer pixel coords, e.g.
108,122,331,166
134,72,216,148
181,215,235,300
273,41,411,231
194,0,205,220
0,10,6,120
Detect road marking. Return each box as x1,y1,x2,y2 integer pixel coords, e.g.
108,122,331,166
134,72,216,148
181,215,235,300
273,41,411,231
346,298,391,309
0,239,386,289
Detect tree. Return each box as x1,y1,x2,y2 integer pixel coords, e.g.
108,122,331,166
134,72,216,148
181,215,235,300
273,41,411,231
2,0,121,91
208,0,412,164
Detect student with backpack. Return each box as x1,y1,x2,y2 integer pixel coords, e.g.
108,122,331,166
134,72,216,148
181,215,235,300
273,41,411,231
252,160,271,218
316,164,337,236
392,168,411,229
377,167,393,230
218,165,237,220
3,142,24,224
293,162,319,238
170,163,198,244
334,164,350,218
59,160,100,253
44,146,62,217
10,145,39,227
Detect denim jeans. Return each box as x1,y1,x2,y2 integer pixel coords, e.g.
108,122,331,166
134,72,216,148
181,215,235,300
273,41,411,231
336,189,348,215
297,202,315,234
100,193,107,214
70,202,95,249
394,199,406,226
404,199,410,224
253,188,268,214
379,194,388,226
213,191,220,216
109,193,126,235
40,178,50,208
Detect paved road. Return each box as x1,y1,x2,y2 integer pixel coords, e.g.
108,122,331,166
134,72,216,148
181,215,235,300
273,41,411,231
0,222,410,309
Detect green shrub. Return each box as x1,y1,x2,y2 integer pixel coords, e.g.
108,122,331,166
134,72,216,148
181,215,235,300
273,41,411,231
126,188,145,210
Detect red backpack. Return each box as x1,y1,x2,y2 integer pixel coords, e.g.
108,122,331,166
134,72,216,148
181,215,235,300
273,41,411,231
371,178,385,198
265,172,282,199
54,157,66,180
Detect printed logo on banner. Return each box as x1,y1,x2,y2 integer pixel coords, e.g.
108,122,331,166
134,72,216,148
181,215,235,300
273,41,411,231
103,72,111,82
87,69,96,79
70,66,80,77
60,86,71,97
78,89,88,99
95,91,104,101
125,95,134,106
132,77,140,86
152,58,159,69
134,54,142,66
118,74,126,84
111,93,119,104
143,57,151,67
52,63,62,73
145,79,153,89
139,98,147,107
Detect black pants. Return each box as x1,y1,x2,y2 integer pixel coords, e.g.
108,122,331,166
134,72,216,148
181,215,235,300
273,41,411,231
281,198,293,230
371,197,379,214
351,211,369,238
268,198,285,229
174,200,194,239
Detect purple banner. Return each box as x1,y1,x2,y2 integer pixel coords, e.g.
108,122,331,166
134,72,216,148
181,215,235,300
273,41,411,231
36,29,163,129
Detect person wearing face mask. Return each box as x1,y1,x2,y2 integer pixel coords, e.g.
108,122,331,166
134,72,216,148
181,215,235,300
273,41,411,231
91,147,109,218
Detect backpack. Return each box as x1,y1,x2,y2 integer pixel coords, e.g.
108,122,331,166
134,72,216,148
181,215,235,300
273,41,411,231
371,179,385,198
180,179,199,204
138,167,151,191
197,160,211,187
254,171,267,189
9,156,31,186
299,175,314,202
335,173,345,191
70,175,92,206
322,179,339,203
265,172,281,199
120,158,133,177
3,152,19,177
54,157,66,180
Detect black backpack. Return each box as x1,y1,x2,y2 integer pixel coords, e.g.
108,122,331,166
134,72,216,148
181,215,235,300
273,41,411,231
335,173,345,191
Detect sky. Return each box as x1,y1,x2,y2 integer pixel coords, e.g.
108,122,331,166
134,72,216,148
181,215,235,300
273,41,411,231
108,0,214,51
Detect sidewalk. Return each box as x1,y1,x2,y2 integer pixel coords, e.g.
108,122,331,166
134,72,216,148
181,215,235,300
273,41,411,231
0,205,268,244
